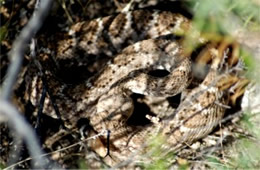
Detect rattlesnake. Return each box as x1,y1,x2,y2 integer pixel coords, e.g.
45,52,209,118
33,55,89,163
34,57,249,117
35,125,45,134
25,9,247,167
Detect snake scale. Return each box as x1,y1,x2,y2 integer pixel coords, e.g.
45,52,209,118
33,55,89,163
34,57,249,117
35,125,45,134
25,9,247,167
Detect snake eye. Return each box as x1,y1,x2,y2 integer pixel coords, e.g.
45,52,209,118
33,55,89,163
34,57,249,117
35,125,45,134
147,69,170,77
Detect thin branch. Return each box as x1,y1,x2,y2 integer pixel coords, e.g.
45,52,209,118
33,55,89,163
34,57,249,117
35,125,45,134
0,0,57,169
0,100,48,169
1,0,52,100
4,130,108,169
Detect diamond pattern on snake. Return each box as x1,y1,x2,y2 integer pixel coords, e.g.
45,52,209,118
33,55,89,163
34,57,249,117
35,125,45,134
24,9,248,167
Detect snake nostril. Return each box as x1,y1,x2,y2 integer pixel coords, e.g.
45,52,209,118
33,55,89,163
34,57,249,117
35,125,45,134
147,69,170,77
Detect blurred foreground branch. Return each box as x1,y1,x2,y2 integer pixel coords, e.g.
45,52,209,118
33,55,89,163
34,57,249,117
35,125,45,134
1,0,52,100
0,100,48,169
0,0,55,169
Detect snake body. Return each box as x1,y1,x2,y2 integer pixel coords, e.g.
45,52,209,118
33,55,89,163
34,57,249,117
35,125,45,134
24,9,246,167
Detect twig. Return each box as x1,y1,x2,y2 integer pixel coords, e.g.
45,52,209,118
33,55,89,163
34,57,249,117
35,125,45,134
0,100,48,169
1,0,52,100
0,0,54,169
33,57,66,128
4,130,107,169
